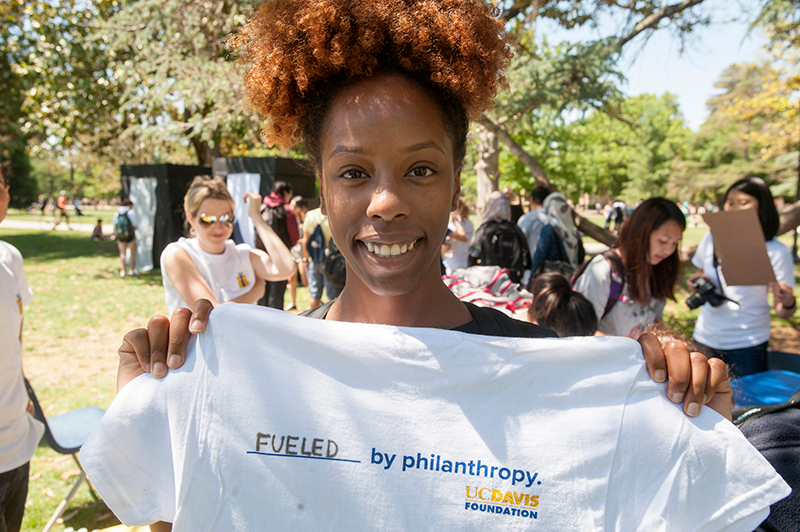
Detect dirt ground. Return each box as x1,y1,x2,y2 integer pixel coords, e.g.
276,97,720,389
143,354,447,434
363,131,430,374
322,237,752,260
768,323,800,353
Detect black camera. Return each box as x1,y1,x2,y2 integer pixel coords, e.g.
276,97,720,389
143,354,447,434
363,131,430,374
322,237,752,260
686,278,726,310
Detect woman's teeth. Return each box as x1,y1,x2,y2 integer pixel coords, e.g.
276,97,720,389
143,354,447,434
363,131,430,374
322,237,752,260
366,240,416,257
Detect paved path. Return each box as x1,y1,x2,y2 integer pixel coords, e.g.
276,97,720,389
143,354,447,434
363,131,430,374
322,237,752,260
1,219,95,232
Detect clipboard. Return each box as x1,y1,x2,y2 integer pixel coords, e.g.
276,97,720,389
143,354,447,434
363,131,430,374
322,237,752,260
702,208,776,286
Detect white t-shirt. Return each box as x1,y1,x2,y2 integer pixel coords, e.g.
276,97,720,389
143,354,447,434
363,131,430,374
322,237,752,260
573,254,665,338
692,232,795,349
443,218,474,274
81,305,788,531
0,241,45,474
160,238,256,314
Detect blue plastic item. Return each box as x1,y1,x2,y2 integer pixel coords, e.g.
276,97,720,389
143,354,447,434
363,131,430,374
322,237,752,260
731,369,800,408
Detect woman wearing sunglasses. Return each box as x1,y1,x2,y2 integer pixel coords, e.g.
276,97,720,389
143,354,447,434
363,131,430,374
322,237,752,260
160,176,295,314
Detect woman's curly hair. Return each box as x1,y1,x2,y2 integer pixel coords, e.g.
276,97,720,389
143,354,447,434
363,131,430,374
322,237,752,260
233,0,510,167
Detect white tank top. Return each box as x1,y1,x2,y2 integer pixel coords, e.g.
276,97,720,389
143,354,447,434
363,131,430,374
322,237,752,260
161,237,257,314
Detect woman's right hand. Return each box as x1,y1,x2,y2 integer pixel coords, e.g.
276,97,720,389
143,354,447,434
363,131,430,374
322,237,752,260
686,269,708,291
117,300,214,392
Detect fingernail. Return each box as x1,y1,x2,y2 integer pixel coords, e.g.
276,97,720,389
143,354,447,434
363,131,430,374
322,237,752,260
654,369,666,383
168,355,181,369
686,403,700,417
144,363,150,374
153,362,166,377
703,394,709,405
670,392,684,404
189,319,202,334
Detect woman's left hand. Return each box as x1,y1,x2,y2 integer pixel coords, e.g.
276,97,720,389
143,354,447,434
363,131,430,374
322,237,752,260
770,282,796,318
638,333,732,421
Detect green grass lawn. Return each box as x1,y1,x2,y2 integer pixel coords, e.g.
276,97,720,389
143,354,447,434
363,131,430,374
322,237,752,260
0,228,313,531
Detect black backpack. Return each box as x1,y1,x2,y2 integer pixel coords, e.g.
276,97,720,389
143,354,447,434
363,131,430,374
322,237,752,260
468,220,531,284
257,203,291,249
735,389,800,532
322,238,346,288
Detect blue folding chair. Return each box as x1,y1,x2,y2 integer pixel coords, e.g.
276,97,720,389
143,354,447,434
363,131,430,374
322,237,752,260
24,378,105,532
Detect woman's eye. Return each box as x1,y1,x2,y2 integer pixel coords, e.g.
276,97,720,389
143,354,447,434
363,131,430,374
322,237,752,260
341,169,367,179
409,166,434,177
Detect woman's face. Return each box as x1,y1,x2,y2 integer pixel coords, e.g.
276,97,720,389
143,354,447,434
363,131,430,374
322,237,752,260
724,189,759,212
319,75,460,297
647,219,683,266
188,198,235,254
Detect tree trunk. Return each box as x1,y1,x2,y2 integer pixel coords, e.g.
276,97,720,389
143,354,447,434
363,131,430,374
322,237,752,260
778,200,800,236
190,137,221,166
474,125,500,219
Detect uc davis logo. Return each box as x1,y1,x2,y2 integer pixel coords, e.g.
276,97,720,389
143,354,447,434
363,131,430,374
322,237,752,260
465,486,539,519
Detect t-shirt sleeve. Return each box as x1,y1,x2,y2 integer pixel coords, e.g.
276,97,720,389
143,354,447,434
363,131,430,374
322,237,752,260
9,246,33,307
692,232,712,270
769,240,795,287
572,255,611,322
80,345,204,526
606,366,790,531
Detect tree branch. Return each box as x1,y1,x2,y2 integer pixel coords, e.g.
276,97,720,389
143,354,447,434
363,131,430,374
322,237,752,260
617,0,706,49
477,114,618,246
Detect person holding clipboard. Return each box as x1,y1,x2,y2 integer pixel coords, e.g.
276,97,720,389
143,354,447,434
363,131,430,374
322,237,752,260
689,177,796,377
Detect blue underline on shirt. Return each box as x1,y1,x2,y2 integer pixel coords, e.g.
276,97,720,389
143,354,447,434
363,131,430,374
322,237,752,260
246,451,361,463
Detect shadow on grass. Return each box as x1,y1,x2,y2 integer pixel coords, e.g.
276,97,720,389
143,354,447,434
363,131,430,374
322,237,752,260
54,500,121,531
2,231,113,261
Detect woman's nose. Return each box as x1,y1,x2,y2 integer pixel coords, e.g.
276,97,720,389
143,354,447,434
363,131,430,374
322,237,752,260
366,183,410,222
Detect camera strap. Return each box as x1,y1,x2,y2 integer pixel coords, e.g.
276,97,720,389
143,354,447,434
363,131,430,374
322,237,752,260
711,248,740,307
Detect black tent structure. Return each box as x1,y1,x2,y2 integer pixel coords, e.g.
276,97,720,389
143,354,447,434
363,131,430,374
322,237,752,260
120,164,211,271
211,156,317,248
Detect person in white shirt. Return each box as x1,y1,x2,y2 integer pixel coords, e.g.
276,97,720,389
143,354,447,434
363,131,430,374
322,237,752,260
160,176,295,316
690,177,796,377
88,2,768,530
441,198,473,274
0,165,45,532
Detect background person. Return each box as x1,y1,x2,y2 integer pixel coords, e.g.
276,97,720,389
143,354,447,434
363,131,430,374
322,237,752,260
517,186,550,258
690,177,796,377
303,207,340,309
529,192,584,280
160,176,295,315
0,165,45,532
91,218,112,241
286,196,309,311
52,190,72,230
467,191,531,283
523,272,597,337
113,199,138,277
441,198,473,274
255,180,299,310
573,197,685,339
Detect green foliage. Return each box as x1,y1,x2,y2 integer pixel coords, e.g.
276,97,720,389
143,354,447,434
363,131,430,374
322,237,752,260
499,93,691,202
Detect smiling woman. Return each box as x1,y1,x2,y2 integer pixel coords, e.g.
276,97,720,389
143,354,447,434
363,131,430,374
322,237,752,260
159,176,295,315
